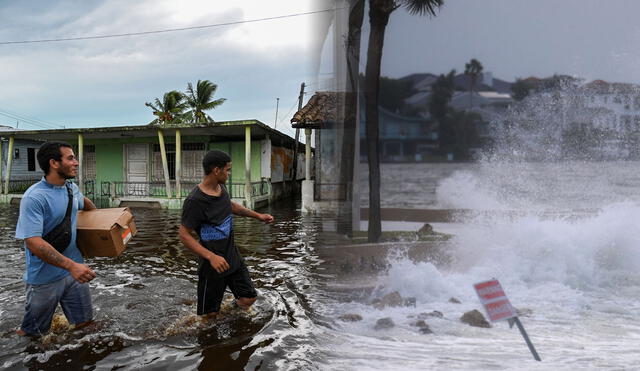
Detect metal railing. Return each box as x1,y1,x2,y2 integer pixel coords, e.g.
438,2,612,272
99,179,270,199
4,178,40,193
2,178,95,197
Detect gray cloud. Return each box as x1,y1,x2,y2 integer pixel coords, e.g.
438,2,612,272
0,0,317,138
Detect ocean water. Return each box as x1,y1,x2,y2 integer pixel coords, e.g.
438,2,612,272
326,161,640,370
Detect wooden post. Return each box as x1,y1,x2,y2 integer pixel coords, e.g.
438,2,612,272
4,135,14,195
78,133,84,193
175,129,182,198
244,125,252,207
157,129,172,198
292,82,305,182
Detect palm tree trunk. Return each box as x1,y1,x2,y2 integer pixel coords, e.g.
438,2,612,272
337,0,364,236
364,0,393,243
469,78,473,108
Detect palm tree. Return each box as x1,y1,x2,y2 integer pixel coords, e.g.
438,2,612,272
464,58,483,108
145,90,188,125
364,0,444,242
337,0,365,236
185,80,226,124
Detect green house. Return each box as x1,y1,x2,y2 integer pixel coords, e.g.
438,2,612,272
0,120,306,209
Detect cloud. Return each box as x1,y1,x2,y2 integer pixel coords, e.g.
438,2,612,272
0,0,321,131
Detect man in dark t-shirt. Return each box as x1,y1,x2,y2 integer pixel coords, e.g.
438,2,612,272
179,150,274,316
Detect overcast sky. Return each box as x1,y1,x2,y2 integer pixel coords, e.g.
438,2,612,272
4,1,639,135
0,0,330,137
377,0,640,85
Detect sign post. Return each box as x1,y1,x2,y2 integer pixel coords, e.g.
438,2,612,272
474,279,541,361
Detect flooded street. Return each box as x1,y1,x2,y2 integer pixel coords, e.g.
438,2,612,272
0,198,340,370
3,162,640,370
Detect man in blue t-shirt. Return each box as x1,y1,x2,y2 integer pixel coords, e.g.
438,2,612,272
15,141,97,337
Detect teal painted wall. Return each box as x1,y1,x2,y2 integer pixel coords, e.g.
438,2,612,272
94,142,124,187
229,141,261,182
87,135,262,187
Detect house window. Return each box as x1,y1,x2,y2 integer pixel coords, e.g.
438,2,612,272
153,143,176,180
152,142,205,181
83,145,96,179
27,148,36,171
14,148,19,159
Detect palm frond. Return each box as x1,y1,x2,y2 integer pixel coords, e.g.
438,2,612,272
402,0,443,16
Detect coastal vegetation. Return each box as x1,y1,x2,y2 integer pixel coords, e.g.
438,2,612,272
145,80,225,125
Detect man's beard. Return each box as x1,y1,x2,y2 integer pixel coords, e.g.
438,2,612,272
57,169,76,180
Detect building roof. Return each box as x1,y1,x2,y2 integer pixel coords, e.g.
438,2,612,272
0,125,20,132
0,120,300,147
478,91,512,100
290,91,353,128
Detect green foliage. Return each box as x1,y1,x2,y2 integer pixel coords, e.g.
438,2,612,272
464,58,483,93
185,80,226,124
145,91,189,126
439,109,482,160
379,76,416,113
429,69,456,121
511,78,532,101
146,80,225,126
403,0,445,16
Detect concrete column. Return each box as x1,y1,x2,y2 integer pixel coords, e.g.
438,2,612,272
244,125,252,208
352,100,361,231
305,129,312,179
157,129,172,198
175,129,182,198
4,136,14,195
0,139,3,193
78,133,84,193
301,128,315,213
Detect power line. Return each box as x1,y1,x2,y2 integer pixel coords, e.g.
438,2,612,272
277,98,301,126
0,8,343,46
0,109,64,129
0,108,63,128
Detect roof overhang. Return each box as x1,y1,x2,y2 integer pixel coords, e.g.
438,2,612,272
0,120,299,147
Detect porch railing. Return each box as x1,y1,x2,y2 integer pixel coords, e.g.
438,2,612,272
2,178,95,197
4,178,40,194
100,179,270,199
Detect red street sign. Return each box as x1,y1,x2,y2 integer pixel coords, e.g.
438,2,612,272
474,279,517,322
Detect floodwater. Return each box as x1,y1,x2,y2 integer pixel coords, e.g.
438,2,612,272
0,198,342,370
3,161,640,370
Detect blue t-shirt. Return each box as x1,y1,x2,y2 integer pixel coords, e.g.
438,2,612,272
15,178,85,285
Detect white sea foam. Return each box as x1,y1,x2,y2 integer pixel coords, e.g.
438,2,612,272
329,166,640,370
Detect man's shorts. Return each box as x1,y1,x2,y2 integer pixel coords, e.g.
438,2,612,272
21,274,93,336
197,262,257,315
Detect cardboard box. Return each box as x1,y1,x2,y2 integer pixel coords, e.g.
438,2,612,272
76,207,137,257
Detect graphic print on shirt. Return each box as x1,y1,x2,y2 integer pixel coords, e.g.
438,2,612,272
200,215,233,241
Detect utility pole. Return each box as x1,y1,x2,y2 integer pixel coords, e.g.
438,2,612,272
274,97,280,129
292,82,305,182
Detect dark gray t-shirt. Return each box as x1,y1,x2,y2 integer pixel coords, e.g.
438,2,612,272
181,185,241,277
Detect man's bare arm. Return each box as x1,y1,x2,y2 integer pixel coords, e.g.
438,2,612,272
83,197,97,211
179,225,229,273
25,237,96,283
231,201,274,223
